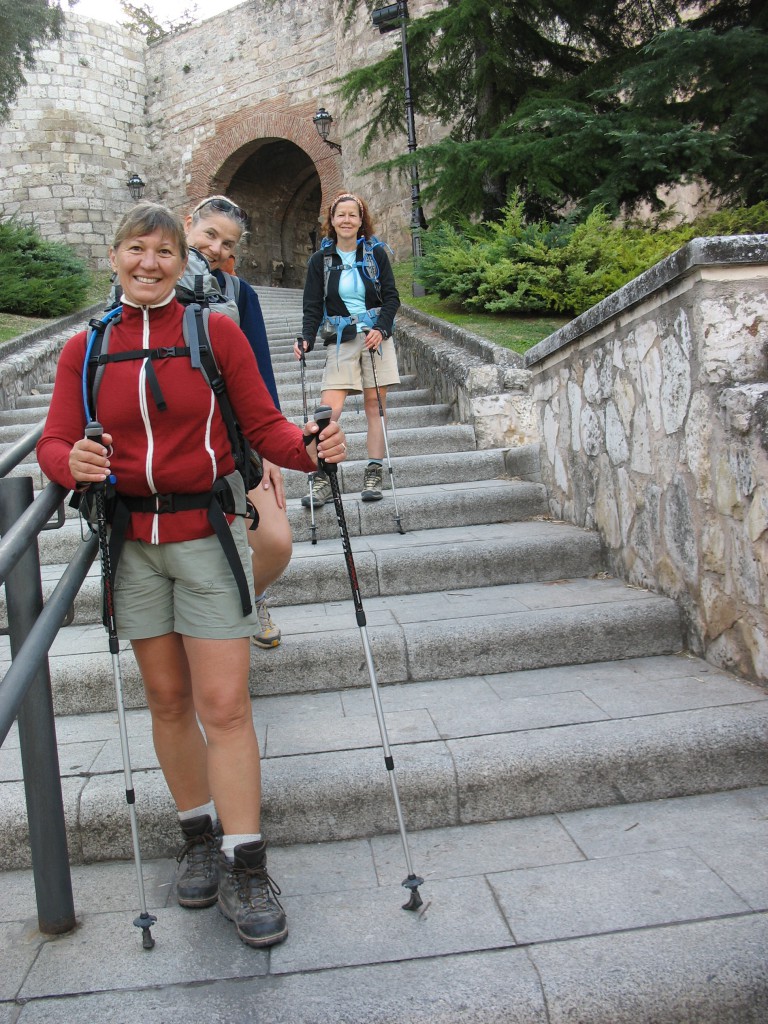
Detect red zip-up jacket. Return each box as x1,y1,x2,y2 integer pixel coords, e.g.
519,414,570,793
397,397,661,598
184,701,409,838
38,296,315,544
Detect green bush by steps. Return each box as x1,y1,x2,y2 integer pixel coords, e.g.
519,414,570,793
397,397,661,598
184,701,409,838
418,197,768,318
0,219,89,317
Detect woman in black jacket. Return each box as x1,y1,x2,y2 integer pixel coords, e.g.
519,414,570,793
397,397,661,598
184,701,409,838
294,192,400,504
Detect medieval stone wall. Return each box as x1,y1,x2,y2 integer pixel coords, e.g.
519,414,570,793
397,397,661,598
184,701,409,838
0,0,446,271
0,13,148,263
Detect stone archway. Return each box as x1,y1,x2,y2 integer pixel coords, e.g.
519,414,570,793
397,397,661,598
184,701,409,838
188,109,343,288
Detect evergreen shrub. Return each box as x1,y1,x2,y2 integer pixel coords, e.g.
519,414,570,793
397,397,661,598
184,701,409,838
418,197,768,317
0,220,89,317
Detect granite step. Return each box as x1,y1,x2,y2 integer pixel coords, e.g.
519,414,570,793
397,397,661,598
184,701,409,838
2,575,686,718
2,790,766,1022
2,653,765,866
32,479,548,563
13,520,603,628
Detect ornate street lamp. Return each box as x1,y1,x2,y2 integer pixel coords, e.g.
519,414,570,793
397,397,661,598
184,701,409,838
372,1,426,296
313,108,342,154
126,173,145,201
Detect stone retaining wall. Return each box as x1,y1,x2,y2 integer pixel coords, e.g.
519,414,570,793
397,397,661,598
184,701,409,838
395,305,537,451
525,236,768,682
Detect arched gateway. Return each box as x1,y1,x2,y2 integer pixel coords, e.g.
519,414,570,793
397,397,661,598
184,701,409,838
189,111,343,289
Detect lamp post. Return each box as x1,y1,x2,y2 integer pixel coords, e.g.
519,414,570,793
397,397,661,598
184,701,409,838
126,173,145,201
373,0,426,297
313,108,342,154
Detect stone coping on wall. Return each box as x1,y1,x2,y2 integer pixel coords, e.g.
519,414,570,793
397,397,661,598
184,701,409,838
524,234,768,369
399,303,525,369
0,304,104,362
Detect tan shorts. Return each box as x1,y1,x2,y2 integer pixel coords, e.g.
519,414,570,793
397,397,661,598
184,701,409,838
113,519,261,641
321,332,400,393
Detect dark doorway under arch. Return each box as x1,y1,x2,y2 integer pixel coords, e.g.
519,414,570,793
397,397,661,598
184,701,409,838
217,138,321,289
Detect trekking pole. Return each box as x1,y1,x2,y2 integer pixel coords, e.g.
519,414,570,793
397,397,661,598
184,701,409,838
363,329,405,535
297,337,317,544
84,421,157,950
313,405,423,910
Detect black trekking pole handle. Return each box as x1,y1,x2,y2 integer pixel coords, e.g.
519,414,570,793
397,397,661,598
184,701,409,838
84,421,119,648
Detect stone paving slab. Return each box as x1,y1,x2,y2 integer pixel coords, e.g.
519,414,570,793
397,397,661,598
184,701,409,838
2,791,767,1022
490,846,750,942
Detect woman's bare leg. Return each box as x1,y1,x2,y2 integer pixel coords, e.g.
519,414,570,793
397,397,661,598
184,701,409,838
363,384,387,460
182,635,260,835
132,632,210,812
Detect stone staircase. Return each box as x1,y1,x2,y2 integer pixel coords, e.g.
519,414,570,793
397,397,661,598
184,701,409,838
1,287,766,1021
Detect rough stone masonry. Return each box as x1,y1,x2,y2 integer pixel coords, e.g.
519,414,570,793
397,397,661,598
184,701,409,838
526,236,768,683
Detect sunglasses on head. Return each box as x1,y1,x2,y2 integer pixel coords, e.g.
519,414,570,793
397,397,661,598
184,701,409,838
195,197,247,223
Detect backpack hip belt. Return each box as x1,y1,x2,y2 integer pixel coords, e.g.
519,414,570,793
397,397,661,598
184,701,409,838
323,308,382,364
99,476,254,617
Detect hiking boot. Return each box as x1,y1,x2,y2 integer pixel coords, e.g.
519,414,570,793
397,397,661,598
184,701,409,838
217,839,288,948
251,597,281,649
301,470,332,508
361,462,383,502
175,814,222,908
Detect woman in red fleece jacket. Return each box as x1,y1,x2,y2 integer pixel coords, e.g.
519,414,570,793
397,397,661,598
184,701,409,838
38,202,347,950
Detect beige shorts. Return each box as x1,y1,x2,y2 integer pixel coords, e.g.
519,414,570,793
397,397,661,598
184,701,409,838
321,332,400,393
113,519,261,641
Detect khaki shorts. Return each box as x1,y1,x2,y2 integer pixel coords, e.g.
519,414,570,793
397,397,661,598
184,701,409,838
321,332,400,393
113,518,261,641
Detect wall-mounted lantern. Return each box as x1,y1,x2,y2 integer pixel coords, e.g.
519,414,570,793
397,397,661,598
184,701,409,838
312,108,342,154
126,173,146,201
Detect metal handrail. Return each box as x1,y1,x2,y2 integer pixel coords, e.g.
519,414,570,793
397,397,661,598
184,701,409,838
0,419,43,477
0,529,96,745
0,480,68,583
0,446,94,933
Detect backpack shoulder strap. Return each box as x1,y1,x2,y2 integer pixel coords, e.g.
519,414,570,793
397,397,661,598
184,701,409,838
181,304,245,472
321,241,338,305
84,306,122,423
221,271,241,306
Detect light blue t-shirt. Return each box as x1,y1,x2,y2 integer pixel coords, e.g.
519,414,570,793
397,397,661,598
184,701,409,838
337,247,367,323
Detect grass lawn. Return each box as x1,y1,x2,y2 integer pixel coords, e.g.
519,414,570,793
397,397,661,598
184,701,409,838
393,259,568,356
0,270,112,345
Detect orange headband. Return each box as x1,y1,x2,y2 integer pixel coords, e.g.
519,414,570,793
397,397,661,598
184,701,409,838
331,193,363,216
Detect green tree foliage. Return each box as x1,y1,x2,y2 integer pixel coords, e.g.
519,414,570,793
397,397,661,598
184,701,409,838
0,220,89,317
0,0,64,122
118,1,199,43
418,196,768,317
340,1,766,221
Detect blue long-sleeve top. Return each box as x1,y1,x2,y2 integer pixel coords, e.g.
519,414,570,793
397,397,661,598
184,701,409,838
214,270,280,411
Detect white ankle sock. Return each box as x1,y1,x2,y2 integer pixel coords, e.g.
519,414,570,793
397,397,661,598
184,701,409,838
178,800,217,824
221,833,262,862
